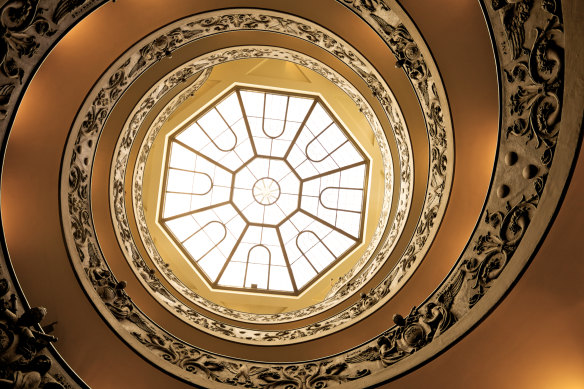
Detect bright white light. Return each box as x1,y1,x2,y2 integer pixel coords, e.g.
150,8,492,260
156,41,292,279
160,87,369,294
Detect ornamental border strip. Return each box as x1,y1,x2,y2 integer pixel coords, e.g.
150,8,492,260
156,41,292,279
56,0,572,388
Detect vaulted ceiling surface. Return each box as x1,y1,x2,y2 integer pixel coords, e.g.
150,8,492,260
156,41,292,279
0,0,581,388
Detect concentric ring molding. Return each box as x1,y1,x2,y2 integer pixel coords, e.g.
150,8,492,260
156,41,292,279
129,52,396,318
0,0,578,388
103,5,446,340
62,1,452,381
71,6,452,345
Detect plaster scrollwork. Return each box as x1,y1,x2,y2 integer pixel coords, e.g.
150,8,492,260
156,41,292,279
53,1,573,388
0,0,102,122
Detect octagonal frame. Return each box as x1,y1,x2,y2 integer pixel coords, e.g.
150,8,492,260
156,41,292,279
158,84,371,296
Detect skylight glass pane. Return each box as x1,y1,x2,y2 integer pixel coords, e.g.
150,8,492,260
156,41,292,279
301,195,318,214
322,231,355,256
265,94,287,120
337,189,363,212
165,216,198,242
330,141,363,167
280,121,301,141
169,142,196,170
277,194,298,215
263,205,286,225
216,92,242,126
319,123,345,152
214,128,238,151
176,123,210,151
198,254,227,281
287,97,313,122
248,245,270,264
269,266,293,291
340,164,366,188
240,90,264,117
305,103,331,133
163,193,191,218
211,186,230,203
198,109,229,139
336,211,361,238
218,261,246,287
167,169,195,193
264,119,285,138
245,263,268,289
291,258,317,289
269,247,286,266
306,136,329,162
161,86,370,295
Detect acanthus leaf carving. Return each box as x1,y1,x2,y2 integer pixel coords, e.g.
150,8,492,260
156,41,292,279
464,194,538,307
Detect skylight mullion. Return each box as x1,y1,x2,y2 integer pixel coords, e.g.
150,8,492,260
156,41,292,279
276,227,298,293
281,96,290,141
168,166,196,173
236,89,258,156
166,190,214,196
266,227,272,290
297,181,303,210
261,91,266,137
283,99,317,160
214,224,249,285
298,208,357,241
161,201,230,222
301,161,366,182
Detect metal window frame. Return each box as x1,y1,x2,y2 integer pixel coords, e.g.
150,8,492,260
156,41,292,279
158,85,371,296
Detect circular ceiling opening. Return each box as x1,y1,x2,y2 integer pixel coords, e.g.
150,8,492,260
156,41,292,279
158,85,371,296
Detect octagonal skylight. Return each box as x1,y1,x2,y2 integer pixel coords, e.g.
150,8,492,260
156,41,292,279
159,86,370,295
